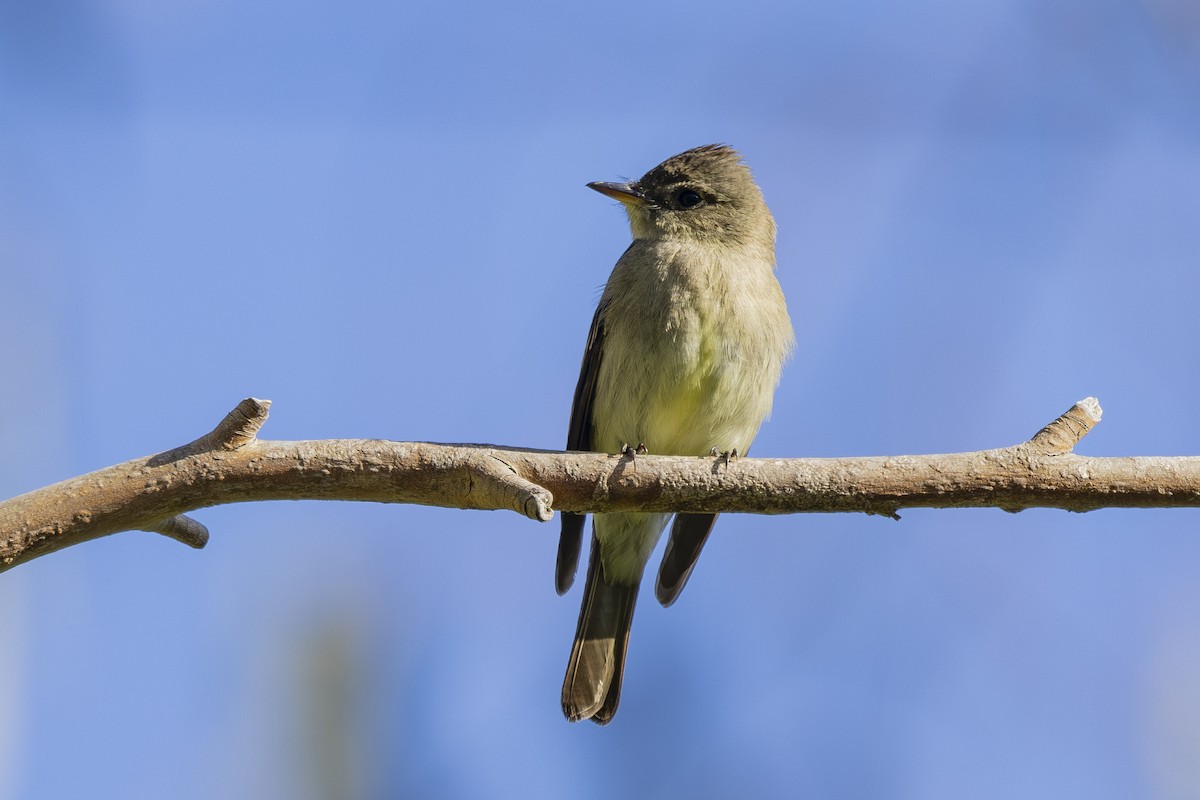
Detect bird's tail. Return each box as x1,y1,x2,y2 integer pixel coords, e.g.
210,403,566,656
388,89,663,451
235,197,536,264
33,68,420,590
561,537,638,725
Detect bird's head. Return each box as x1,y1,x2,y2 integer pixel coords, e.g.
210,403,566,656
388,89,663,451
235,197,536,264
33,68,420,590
588,144,774,248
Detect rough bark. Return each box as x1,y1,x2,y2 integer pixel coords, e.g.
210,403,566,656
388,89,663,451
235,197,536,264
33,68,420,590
2,397,1197,572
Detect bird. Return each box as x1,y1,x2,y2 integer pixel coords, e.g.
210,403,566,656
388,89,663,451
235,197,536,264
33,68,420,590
557,144,794,724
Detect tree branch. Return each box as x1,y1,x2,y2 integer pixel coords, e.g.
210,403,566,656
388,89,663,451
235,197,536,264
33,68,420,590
2,396,1197,572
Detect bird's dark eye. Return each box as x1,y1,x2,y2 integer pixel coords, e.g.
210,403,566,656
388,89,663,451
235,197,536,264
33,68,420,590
675,189,703,209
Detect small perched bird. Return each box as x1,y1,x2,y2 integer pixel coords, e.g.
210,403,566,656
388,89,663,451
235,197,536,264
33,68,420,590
558,145,794,724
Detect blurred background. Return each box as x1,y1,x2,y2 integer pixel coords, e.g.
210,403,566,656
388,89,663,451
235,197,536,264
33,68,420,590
2,0,1200,797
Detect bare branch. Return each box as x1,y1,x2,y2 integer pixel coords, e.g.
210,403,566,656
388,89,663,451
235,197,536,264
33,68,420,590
192,397,272,452
141,514,209,548
2,396,1198,572
1026,396,1101,455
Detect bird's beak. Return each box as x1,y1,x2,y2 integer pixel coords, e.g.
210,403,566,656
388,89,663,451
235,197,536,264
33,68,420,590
587,181,647,206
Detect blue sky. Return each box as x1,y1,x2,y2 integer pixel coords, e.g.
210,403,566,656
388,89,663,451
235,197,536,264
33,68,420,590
2,0,1200,797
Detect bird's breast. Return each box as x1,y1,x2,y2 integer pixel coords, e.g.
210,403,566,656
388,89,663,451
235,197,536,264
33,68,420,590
591,240,792,457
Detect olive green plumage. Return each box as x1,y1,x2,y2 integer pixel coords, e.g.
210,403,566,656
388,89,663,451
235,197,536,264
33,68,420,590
559,145,793,724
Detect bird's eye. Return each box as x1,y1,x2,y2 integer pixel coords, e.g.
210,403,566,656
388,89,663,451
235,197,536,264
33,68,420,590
675,189,703,209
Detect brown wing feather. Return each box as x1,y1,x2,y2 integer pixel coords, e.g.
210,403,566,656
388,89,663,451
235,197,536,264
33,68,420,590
654,512,719,607
657,448,753,604
556,301,607,595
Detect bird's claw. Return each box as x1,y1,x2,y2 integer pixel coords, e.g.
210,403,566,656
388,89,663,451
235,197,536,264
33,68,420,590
712,448,739,468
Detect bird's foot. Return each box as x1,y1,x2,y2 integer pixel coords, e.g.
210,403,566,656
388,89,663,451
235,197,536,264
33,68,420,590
710,447,739,468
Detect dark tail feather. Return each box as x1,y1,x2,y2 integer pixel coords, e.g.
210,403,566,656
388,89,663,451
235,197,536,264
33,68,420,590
562,537,638,725
655,513,719,607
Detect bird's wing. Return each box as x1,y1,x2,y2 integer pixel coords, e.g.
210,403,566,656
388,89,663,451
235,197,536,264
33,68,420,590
658,445,759,604
655,512,719,606
556,300,607,595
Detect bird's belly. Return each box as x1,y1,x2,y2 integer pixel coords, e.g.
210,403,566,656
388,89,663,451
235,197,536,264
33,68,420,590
591,334,770,458
589,343,766,583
